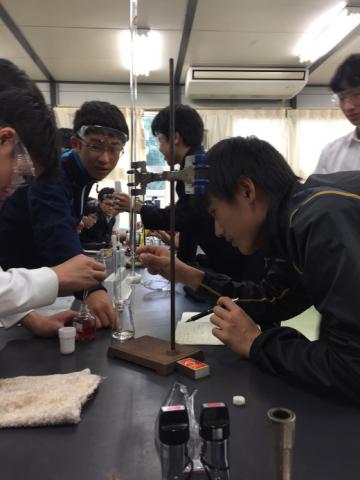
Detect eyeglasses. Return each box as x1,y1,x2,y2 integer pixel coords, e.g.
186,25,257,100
332,86,360,105
78,137,125,158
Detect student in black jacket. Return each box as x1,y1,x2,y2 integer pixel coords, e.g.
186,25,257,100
138,136,360,402
115,105,266,283
80,188,116,247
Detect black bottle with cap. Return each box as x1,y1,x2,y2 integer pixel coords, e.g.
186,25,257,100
159,405,190,480
199,402,230,480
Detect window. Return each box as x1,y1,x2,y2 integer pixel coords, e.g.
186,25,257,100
142,111,169,207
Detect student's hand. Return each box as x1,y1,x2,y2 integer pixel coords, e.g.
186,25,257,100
21,310,77,337
76,219,85,234
149,230,180,248
113,192,142,213
85,290,115,328
52,254,107,295
211,297,261,358
137,245,204,289
82,215,97,229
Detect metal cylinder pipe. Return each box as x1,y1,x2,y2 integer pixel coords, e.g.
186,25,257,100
268,407,296,480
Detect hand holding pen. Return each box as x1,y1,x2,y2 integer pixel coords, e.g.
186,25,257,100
187,296,261,358
186,297,240,322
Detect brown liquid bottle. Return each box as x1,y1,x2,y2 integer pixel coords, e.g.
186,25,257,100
74,303,96,341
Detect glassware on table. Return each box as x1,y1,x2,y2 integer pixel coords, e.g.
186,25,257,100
112,297,135,342
73,303,96,341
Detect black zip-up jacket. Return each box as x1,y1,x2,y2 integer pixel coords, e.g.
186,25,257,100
197,171,360,401
140,146,266,282
80,208,115,246
0,149,95,270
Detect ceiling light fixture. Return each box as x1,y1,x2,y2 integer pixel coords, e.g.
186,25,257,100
295,2,360,63
120,29,162,77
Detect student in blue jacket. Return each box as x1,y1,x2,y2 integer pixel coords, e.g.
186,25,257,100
0,99,129,328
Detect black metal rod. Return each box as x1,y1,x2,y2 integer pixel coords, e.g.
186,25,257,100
174,0,198,84
169,58,176,351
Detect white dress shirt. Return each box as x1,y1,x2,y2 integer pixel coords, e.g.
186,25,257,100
0,267,58,328
314,130,360,174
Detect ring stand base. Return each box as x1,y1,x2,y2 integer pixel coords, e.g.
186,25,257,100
108,335,204,375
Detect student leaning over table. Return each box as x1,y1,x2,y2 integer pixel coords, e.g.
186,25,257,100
0,59,106,336
138,136,360,402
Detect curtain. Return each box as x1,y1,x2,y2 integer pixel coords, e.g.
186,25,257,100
287,109,352,178
198,109,288,158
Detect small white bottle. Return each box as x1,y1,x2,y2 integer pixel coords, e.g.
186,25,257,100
58,326,76,354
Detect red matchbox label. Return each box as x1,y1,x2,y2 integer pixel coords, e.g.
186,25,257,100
178,357,207,370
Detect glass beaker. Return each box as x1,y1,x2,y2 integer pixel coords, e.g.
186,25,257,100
112,298,135,342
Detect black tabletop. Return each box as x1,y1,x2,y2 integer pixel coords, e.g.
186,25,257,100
0,282,359,480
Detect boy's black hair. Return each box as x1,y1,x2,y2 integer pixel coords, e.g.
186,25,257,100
0,59,38,92
204,136,299,204
151,104,204,147
98,187,114,201
73,101,129,137
0,59,59,180
330,54,360,93
84,198,98,215
57,128,73,151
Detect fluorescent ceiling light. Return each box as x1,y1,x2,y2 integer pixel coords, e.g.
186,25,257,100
120,30,162,77
294,2,360,63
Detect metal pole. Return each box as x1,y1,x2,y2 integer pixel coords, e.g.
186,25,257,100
129,0,138,276
169,58,176,351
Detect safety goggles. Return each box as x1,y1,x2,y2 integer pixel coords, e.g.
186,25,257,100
10,138,35,188
0,138,34,208
77,125,128,158
77,125,128,144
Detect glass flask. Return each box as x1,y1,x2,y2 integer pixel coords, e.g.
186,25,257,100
112,297,135,342
73,302,96,341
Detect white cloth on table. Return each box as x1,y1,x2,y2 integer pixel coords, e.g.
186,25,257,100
314,129,360,174
0,266,58,328
0,369,101,428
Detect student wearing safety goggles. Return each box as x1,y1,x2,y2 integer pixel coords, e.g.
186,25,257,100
0,60,106,335
315,54,360,174
0,97,129,328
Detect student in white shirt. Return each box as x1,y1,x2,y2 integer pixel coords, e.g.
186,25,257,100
0,60,106,335
315,54,360,174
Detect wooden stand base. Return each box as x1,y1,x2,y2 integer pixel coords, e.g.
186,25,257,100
108,335,203,375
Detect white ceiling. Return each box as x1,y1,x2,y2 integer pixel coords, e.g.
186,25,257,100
0,0,359,87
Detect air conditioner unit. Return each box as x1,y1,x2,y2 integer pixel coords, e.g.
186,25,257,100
185,67,308,100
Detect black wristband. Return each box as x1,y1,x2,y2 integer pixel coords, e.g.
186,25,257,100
74,283,107,300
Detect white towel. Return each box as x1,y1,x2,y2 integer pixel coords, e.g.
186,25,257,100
0,368,101,428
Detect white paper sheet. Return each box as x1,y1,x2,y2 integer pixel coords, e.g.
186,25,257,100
175,312,224,345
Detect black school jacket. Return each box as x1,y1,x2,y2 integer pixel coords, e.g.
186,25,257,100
198,171,360,401
139,146,265,282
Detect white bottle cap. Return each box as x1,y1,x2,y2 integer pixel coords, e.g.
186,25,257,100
58,326,76,355
232,395,246,407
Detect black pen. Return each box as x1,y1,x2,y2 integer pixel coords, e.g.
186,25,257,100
186,297,240,322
